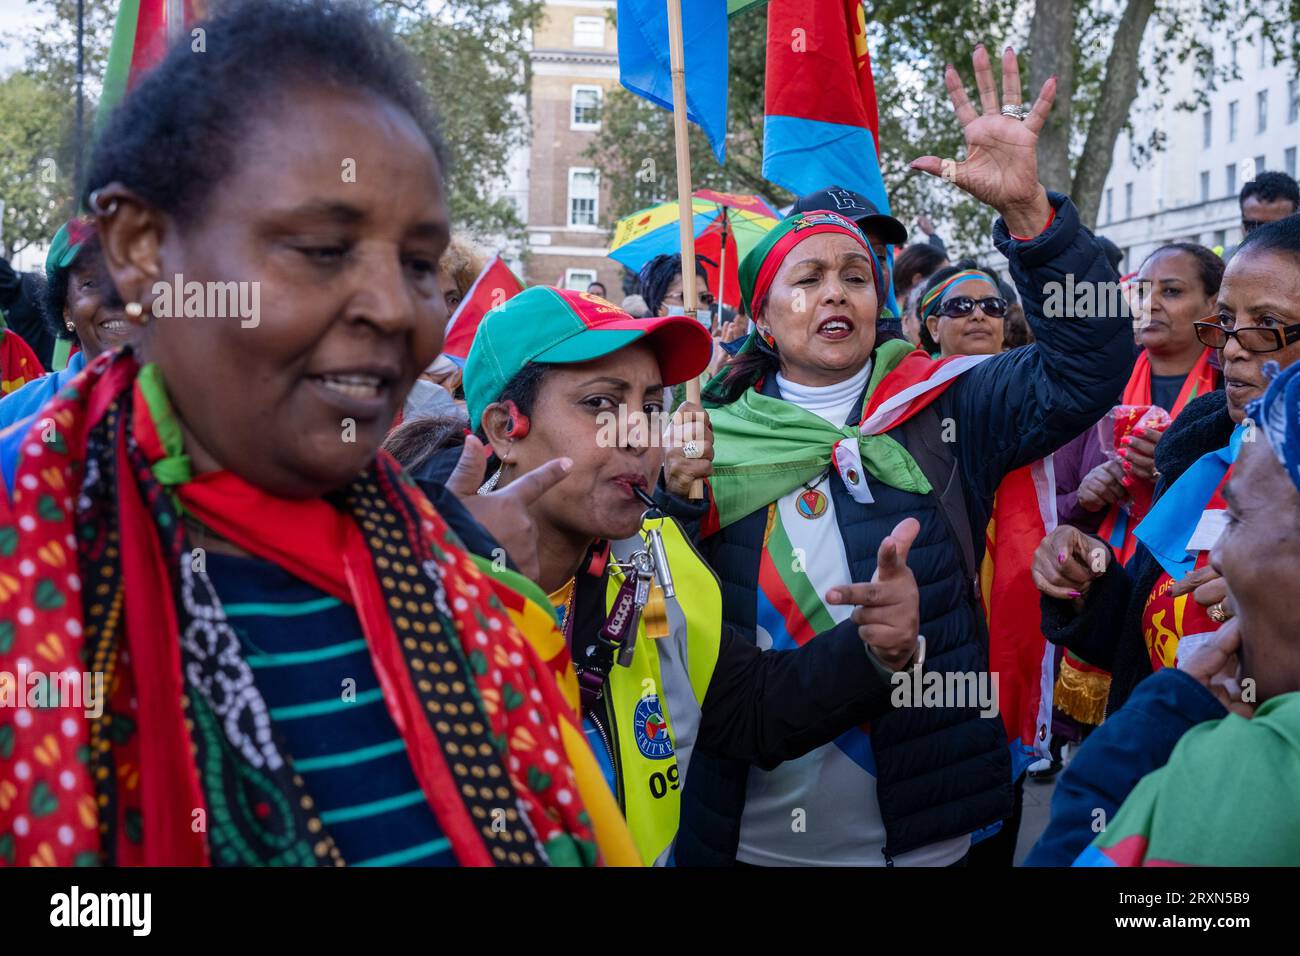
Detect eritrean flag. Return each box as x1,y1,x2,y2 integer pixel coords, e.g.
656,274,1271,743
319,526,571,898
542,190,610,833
762,0,888,215
440,255,525,364
616,0,730,163
98,1,209,127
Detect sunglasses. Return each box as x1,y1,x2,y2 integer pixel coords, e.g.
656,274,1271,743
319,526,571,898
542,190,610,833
1194,319,1300,353
937,295,1008,319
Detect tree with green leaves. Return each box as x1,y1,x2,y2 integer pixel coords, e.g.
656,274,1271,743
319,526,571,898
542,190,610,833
589,0,1300,258
0,0,114,257
0,0,545,254
378,0,545,242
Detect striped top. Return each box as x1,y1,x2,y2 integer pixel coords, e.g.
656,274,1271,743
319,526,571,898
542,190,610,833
205,551,456,867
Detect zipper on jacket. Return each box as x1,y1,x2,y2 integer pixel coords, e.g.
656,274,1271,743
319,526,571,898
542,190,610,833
587,694,624,811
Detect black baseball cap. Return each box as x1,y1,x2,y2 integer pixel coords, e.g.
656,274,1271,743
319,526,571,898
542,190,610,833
789,185,908,246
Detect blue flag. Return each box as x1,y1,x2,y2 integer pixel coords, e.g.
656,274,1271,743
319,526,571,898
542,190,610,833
616,0,729,163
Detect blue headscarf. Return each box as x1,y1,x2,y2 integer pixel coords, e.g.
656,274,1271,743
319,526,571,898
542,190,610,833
1248,359,1300,496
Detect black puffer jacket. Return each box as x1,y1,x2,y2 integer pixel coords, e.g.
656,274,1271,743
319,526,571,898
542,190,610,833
664,194,1136,864
1041,390,1236,714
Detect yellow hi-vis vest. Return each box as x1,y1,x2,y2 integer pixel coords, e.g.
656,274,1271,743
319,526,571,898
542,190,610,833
601,516,722,866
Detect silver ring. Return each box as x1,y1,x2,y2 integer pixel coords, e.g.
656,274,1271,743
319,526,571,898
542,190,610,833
1208,602,1226,624
1000,104,1027,120
682,440,702,459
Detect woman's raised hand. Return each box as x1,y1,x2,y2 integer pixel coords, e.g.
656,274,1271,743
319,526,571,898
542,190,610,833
909,45,1056,237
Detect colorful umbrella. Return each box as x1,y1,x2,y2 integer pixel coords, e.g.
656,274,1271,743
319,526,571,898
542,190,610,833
608,190,781,309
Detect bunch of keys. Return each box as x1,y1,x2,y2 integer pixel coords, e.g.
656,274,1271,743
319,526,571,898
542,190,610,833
598,488,678,667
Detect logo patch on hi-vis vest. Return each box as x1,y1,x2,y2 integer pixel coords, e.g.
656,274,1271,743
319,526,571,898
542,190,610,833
633,695,675,760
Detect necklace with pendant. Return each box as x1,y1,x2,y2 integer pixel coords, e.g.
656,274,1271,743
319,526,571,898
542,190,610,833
797,469,830,519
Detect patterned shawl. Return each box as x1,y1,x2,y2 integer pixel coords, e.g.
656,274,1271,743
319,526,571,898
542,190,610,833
0,349,636,867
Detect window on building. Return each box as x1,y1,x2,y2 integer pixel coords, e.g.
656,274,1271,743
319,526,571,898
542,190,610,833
573,16,605,48
1228,100,1239,141
1231,39,1239,68
1258,89,1269,133
1125,182,1133,219
1105,188,1113,224
1291,78,1299,124
1288,146,1298,178
1255,154,1267,175
564,268,597,291
1200,171,1210,203
1202,109,1212,148
1213,230,1226,250
571,86,602,130
1227,163,1238,195
568,168,599,227
1259,31,1268,69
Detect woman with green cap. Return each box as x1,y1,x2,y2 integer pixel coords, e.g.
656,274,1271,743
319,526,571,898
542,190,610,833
656,46,1137,867
408,285,929,866
0,217,135,430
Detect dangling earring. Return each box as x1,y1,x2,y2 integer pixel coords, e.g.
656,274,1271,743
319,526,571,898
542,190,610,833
65,320,75,333
125,302,145,322
477,465,503,495
759,327,777,350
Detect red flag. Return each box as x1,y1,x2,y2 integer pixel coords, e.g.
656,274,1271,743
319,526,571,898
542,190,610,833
440,256,525,363
979,462,1057,769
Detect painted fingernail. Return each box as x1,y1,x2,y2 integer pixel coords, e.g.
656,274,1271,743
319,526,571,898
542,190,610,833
1121,476,1133,488
1119,435,1132,446
1068,590,1081,598
1057,551,1067,563
559,458,573,472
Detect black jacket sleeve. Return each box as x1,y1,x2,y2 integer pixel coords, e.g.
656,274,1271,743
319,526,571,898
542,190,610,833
951,194,1136,508
695,619,896,770
1024,668,1225,866
1039,558,1133,671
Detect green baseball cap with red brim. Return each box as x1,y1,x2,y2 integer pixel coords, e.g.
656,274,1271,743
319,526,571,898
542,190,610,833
464,286,713,429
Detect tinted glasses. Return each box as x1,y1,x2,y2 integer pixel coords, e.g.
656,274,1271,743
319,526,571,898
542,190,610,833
937,295,1008,319
1194,319,1300,353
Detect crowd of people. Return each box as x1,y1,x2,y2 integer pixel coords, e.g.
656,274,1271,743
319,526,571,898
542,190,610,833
1,0,1298,868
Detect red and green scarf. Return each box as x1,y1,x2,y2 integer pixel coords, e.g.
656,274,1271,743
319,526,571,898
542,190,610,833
0,350,610,867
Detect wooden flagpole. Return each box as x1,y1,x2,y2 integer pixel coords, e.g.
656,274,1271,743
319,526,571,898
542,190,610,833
666,0,705,498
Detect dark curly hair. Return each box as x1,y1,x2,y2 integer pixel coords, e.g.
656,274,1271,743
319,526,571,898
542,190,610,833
385,363,549,474
1239,170,1300,213
637,254,711,316
893,242,947,299
83,0,447,226
1139,242,1225,298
